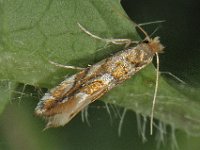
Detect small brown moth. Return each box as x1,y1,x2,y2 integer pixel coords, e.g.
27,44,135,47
35,23,164,134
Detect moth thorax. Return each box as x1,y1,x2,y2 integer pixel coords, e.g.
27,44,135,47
148,37,165,53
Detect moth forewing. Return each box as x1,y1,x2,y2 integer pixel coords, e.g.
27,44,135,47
35,23,164,133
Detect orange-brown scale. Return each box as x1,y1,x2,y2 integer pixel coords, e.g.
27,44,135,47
80,80,105,95
52,83,69,98
41,70,88,111
111,62,129,80
40,80,107,116
42,99,56,112
88,87,108,102
40,84,108,117
42,81,74,109
126,49,144,65
62,70,88,97
43,97,75,116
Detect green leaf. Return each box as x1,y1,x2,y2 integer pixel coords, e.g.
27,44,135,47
0,0,199,136
0,80,17,114
0,0,138,87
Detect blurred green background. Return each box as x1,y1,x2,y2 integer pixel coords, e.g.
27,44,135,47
0,0,200,150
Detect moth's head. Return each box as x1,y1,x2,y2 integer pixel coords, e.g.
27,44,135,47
145,37,165,54
136,24,165,53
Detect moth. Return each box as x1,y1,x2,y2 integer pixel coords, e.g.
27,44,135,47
35,23,164,134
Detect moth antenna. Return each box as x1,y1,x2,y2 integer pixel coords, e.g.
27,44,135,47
135,24,151,41
138,20,165,27
149,25,161,38
160,71,186,84
150,52,160,135
110,4,164,41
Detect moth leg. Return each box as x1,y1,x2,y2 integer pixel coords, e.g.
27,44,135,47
77,22,139,48
49,61,85,70
160,71,186,84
